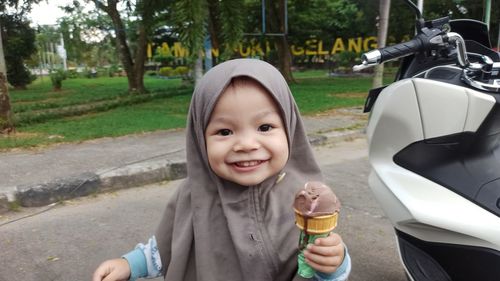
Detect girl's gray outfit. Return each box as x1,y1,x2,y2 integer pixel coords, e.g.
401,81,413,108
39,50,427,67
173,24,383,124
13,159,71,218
123,59,351,281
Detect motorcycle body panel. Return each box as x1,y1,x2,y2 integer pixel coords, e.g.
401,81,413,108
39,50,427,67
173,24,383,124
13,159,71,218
366,78,500,280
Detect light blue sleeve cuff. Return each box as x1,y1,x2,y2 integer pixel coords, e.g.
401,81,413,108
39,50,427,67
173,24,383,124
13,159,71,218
135,236,163,278
122,248,148,281
314,245,351,281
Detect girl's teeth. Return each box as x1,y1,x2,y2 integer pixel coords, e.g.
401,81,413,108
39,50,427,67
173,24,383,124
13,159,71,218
237,160,261,167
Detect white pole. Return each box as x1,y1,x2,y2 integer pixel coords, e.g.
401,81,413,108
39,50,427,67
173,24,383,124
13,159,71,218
59,34,67,70
417,0,424,14
0,22,7,77
497,23,500,51
50,43,55,70
484,0,491,29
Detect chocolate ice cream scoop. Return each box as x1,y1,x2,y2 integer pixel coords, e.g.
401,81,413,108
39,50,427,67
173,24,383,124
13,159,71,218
293,181,340,217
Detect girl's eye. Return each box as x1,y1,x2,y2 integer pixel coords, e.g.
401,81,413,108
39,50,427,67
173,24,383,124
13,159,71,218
259,124,273,132
217,129,232,136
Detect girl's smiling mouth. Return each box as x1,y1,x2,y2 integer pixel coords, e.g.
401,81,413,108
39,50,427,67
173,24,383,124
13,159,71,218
235,160,264,167
230,159,268,171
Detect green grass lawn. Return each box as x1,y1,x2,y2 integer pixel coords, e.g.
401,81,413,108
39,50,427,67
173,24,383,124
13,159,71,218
1,71,389,150
291,77,372,114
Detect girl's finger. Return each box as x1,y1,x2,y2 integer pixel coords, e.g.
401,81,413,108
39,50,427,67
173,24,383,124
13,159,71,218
303,251,341,274
314,232,342,246
306,242,343,257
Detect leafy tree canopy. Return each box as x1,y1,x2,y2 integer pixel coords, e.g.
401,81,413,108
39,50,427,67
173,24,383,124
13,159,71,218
0,0,43,14
1,14,36,88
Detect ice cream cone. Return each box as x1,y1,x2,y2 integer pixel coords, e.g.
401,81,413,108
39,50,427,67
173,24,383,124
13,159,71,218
294,208,338,234
293,181,341,278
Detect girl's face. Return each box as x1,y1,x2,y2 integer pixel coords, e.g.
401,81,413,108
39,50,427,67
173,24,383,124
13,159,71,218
205,79,289,186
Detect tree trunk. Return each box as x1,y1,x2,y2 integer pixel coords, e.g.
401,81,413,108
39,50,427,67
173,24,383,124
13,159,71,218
0,72,14,133
278,0,294,82
194,50,203,86
373,0,391,88
267,0,294,82
275,37,294,82
96,0,145,93
0,22,14,133
133,22,147,93
109,7,137,92
206,0,220,52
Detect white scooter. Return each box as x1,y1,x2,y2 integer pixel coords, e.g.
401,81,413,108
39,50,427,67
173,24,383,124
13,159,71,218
353,1,500,280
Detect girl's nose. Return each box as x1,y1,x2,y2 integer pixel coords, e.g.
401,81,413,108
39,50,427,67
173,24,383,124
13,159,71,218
233,133,260,152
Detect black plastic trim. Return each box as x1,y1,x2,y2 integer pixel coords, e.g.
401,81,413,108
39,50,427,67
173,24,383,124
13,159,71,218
363,86,386,113
397,229,500,281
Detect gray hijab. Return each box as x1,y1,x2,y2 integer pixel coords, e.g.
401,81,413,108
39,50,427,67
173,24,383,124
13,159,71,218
155,59,323,281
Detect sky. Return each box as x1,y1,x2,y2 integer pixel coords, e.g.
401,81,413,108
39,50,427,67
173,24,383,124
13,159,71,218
28,0,75,25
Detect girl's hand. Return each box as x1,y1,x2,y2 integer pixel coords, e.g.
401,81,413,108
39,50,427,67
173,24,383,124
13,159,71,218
303,232,345,274
92,258,131,281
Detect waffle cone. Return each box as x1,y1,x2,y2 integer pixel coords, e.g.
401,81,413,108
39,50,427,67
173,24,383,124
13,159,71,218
294,208,338,234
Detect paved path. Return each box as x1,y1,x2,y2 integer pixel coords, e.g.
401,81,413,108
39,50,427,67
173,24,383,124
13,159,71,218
0,137,407,281
0,107,367,212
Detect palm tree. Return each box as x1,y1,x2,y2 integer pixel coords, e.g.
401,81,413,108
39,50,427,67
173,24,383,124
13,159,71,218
174,0,244,84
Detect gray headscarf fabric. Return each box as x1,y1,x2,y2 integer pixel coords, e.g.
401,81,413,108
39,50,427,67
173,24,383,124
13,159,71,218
155,58,323,281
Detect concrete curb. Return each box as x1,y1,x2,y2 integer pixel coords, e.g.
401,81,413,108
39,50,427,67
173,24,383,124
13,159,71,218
9,160,187,208
0,194,9,213
0,130,365,211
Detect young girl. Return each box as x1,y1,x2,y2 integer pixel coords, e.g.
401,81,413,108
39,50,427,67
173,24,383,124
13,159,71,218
92,59,351,281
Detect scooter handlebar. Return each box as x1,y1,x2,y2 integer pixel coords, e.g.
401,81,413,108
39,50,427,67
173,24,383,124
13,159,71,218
379,38,424,63
353,35,429,71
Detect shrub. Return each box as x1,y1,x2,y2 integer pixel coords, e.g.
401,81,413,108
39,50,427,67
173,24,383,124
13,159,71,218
86,68,98,79
159,66,174,77
6,61,36,89
145,70,157,76
107,65,120,77
332,51,359,73
97,68,108,77
174,66,189,77
154,54,175,65
67,69,79,79
50,69,67,91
